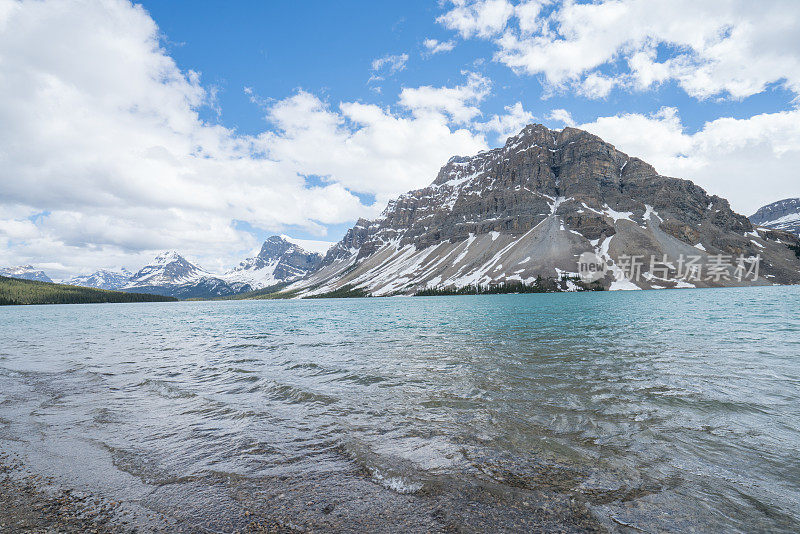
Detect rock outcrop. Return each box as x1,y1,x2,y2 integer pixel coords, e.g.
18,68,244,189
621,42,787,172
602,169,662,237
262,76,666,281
289,124,800,296
751,198,800,237
0,265,52,283
67,269,132,290
223,236,323,290
123,251,248,298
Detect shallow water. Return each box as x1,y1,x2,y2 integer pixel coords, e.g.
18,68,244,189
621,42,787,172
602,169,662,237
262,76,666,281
1,287,799,532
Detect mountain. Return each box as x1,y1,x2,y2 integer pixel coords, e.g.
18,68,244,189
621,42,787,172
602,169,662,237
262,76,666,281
750,198,800,237
117,238,321,299
67,268,132,290
126,250,207,287
120,251,243,298
223,236,323,290
286,124,800,296
0,265,52,283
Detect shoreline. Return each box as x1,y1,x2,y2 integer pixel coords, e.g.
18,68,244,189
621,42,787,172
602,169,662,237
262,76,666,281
0,448,607,533
0,452,301,533
0,452,138,533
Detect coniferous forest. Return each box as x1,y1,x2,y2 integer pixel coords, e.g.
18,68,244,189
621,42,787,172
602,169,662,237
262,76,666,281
0,276,177,305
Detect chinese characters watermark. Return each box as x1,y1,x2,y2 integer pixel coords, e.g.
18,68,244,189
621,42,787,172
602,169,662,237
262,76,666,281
577,253,761,284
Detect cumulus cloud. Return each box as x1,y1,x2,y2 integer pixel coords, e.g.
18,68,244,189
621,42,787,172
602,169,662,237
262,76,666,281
423,38,456,56
0,1,490,277
398,71,492,125
547,109,575,127
475,102,535,143
440,0,800,100
257,90,487,204
437,0,515,39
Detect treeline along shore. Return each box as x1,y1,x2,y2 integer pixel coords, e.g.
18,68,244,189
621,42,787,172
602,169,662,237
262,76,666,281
0,276,177,306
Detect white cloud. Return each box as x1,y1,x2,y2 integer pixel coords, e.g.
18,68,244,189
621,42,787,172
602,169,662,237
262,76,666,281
441,0,800,100
547,108,575,127
423,38,456,55
369,53,409,83
475,102,535,143
0,1,488,277
258,89,487,205
398,71,492,125
514,0,549,35
579,107,800,215
437,0,515,39
576,72,618,99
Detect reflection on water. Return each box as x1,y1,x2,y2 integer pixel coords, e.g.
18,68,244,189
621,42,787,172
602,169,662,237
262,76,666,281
1,287,799,532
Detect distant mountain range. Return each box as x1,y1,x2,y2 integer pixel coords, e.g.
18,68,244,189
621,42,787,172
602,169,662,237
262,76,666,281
0,265,52,283
4,125,799,298
750,198,800,237
0,236,326,299
116,238,324,298
223,236,323,290
67,268,132,290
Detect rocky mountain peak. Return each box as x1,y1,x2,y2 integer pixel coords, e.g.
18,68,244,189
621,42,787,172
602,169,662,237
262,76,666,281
297,123,800,296
256,236,298,261
152,250,186,264
750,198,800,236
127,251,206,287
67,268,132,290
224,236,323,290
0,265,53,283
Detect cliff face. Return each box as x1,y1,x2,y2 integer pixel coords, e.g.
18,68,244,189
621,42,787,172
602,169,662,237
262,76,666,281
751,198,800,237
67,269,132,290
224,236,323,290
126,251,207,287
0,265,52,283
292,124,800,296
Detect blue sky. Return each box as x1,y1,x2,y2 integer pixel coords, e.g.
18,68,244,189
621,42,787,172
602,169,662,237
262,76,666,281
1,0,799,276
136,0,800,246
142,1,796,135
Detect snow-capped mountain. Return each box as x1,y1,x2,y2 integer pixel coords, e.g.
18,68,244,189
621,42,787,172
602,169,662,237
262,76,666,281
67,268,132,290
121,251,244,298
223,236,323,290
0,265,53,283
751,198,800,237
114,240,321,299
126,250,208,287
286,124,800,296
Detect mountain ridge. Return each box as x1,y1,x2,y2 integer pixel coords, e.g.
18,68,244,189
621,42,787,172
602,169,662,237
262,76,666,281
223,236,323,290
67,268,132,290
751,198,800,237
0,265,53,283
286,123,800,296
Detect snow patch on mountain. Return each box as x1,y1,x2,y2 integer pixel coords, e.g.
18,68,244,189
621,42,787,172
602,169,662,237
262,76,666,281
125,251,208,288
0,265,53,283
67,268,132,290
221,236,323,291
751,198,800,237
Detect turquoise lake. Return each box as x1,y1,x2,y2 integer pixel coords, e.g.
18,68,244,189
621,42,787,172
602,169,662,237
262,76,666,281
1,287,798,532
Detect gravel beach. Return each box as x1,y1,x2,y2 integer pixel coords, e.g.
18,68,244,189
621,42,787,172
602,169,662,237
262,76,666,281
0,452,299,533
0,449,606,533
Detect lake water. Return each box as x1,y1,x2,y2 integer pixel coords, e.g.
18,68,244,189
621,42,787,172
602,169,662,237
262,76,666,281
1,287,799,532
